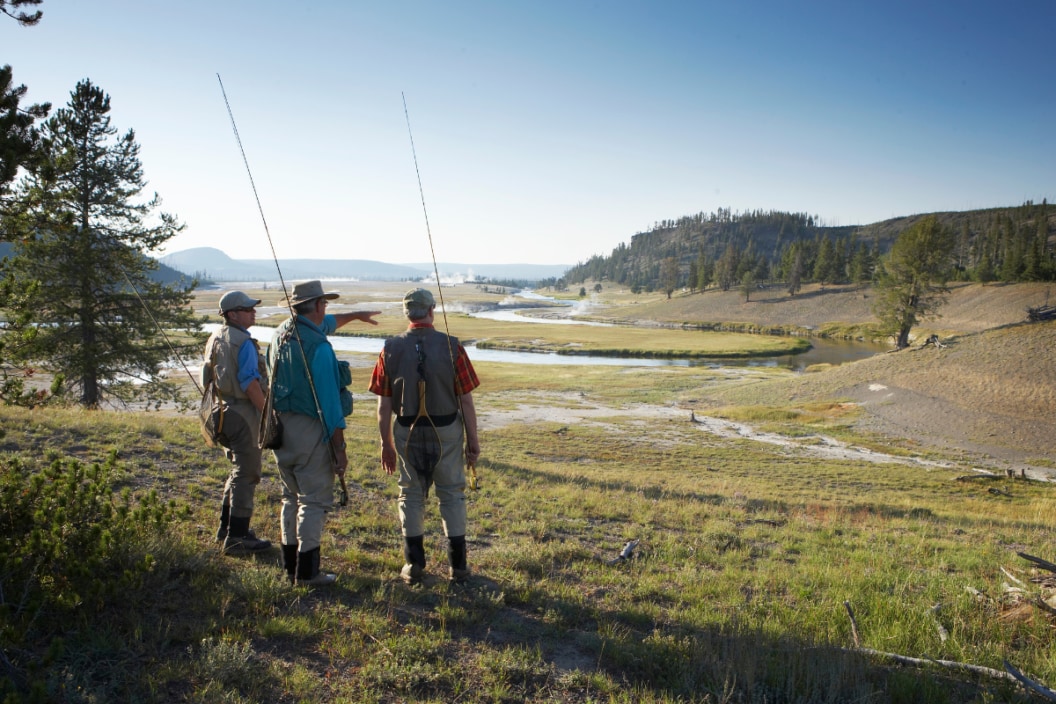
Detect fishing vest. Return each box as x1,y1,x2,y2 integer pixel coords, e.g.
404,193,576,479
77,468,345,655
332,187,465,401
383,327,460,420
203,324,266,402
269,316,332,417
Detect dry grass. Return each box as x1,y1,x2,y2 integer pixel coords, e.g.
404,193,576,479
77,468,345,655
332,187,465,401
599,281,1055,338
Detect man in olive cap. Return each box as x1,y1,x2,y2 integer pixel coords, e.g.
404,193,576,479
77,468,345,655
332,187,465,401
369,287,481,584
268,280,380,585
203,290,271,553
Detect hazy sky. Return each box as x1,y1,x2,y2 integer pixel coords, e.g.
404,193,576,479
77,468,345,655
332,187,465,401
5,1,1054,265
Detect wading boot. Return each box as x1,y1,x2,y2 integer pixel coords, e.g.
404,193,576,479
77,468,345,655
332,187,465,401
222,516,271,554
296,547,337,587
214,501,231,542
448,535,470,583
400,535,426,585
282,544,298,583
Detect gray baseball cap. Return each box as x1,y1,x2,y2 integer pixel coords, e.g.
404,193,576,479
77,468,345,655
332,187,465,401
219,290,261,314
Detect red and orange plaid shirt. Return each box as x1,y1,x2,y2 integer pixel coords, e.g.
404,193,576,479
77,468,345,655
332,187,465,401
368,323,480,397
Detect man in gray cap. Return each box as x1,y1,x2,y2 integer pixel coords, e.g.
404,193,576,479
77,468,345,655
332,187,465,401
369,287,481,584
268,280,380,585
203,290,271,553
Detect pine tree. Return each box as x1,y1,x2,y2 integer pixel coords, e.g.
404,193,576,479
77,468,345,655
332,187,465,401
872,217,955,349
0,0,43,26
660,256,679,299
813,235,835,286
787,247,803,297
0,79,201,408
0,65,49,209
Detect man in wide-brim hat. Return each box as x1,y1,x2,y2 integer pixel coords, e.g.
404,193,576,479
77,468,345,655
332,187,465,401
267,280,380,586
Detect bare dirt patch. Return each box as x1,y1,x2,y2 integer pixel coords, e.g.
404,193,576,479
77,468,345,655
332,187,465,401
480,392,958,472
697,320,1056,478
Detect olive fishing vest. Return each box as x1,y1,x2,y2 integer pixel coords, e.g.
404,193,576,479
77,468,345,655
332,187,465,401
269,316,331,417
204,324,266,402
383,327,460,419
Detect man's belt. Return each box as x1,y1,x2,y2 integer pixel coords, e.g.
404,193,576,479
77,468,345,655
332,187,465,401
397,412,458,428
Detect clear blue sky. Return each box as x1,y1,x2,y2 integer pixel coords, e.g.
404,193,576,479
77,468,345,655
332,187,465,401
5,1,1054,265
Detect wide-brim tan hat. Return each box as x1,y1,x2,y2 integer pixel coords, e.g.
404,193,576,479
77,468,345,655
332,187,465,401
286,280,340,306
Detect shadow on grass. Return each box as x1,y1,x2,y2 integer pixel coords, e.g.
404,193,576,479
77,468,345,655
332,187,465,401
296,556,1029,704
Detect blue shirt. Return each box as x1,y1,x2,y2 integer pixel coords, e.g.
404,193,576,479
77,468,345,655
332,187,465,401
235,336,261,392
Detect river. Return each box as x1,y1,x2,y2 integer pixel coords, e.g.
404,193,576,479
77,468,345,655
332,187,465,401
203,323,884,371
202,288,886,370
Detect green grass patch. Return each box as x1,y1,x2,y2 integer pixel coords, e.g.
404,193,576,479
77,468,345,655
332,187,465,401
2,364,1054,702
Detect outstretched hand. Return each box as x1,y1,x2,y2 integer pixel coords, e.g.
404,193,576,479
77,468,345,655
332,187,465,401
354,310,382,326
333,310,382,329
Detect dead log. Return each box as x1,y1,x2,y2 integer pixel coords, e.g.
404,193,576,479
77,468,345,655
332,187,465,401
843,600,1022,687
1005,660,1056,702
1033,597,1056,617
1027,304,1056,323
1019,553,1056,575
954,473,1004,481
846,648,1021,685
739,518,787,527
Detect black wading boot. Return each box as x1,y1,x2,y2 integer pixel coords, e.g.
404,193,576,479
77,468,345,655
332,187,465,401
215,501,231,542
400,535,426,584
296,547,337,586
223,515,271,554
282,544,298,583
448,535,469,583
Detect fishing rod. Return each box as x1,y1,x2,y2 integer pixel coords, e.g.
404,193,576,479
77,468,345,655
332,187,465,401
118,265,203,396
401,92,478,490
217,74,348,505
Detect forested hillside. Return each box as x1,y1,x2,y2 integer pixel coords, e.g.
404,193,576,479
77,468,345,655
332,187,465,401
564,201,1055,295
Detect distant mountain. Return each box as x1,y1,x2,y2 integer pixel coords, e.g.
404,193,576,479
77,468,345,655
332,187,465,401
159,247,571,283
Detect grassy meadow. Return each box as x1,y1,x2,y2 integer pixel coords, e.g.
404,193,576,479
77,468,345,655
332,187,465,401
3,282,1056,702
4,355,1056,702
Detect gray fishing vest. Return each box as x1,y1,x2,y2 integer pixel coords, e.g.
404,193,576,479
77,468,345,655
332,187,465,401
383,327,460,419
203,324,266,402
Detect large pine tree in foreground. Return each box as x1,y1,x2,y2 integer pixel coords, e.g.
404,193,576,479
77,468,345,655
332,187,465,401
0,79,201,408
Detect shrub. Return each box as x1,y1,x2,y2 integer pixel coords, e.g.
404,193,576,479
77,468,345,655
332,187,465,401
0,452,185,701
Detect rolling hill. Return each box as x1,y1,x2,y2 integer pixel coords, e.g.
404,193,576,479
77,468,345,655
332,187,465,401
158,247,571,283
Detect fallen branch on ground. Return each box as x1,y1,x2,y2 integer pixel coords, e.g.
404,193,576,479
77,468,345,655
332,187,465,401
1019,553,1056,575
842,600,1024,689
846,647,1020,684
1005,660,1056,702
